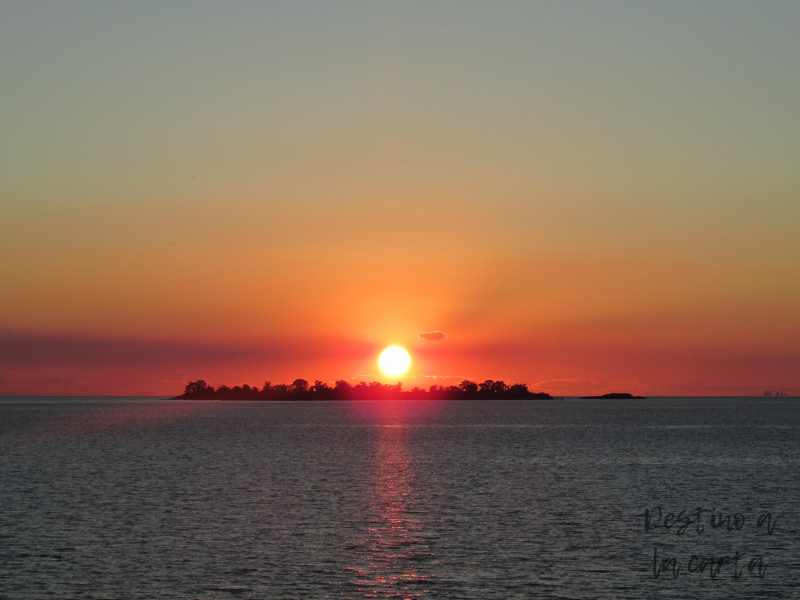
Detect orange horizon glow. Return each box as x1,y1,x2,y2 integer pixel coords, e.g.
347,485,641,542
0,329,797,397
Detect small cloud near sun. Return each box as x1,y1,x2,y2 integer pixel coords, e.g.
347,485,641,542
419,331,446,341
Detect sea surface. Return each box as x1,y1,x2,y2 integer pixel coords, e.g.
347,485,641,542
1,397,798,599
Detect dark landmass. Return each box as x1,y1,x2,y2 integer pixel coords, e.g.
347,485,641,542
579,392,646,399
174,379,553,401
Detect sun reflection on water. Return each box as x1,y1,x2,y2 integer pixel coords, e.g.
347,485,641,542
347,403,438,599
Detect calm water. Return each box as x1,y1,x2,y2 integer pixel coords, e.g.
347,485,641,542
1,397,798,599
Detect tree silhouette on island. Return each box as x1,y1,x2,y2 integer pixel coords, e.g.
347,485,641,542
174,379,554,400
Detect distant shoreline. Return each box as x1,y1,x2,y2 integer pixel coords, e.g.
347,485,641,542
579,392,646,399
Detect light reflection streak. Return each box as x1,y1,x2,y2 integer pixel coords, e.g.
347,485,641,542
347,402,438,599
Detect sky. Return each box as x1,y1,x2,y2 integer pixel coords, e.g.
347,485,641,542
1,1,798,396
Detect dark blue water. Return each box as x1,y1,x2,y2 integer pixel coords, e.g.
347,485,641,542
1,397,798,599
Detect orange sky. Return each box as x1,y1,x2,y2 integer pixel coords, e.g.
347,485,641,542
1,3,798,395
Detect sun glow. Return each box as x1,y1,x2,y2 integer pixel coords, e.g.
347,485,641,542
378,346,411,376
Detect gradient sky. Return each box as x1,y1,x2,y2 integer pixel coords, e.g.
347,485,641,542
1,1,798,395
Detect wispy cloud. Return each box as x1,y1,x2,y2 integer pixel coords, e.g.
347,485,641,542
419,331,446,341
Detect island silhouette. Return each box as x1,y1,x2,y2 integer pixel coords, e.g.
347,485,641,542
174,379,553,401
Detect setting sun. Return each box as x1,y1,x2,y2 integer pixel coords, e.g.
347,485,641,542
378,346,411,376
